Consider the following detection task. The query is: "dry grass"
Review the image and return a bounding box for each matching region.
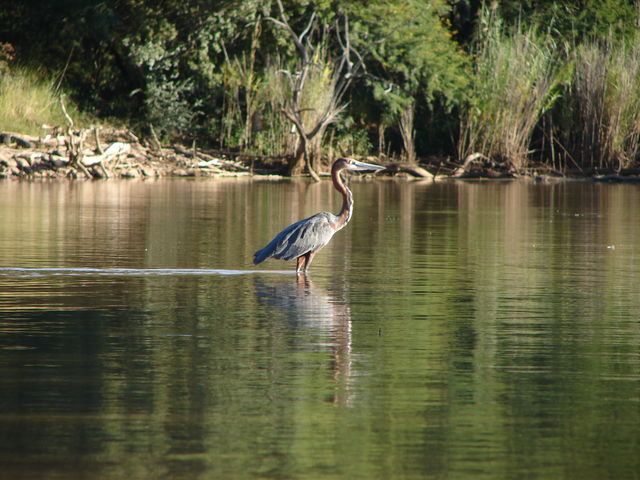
[565,37,640,171]
[0,67,86,135]
[459,10,560,170]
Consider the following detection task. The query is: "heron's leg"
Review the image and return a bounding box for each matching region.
[296,255,306,272]
[303,251,316,271]
[296,252,316,273]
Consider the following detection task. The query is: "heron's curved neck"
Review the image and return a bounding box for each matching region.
[332,166,353,230]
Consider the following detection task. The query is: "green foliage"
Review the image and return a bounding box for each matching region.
[330,117,372,157]
[122,20,202,138]
[344,0,470,120]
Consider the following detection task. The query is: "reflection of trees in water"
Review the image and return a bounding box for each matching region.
[253,275,354,404]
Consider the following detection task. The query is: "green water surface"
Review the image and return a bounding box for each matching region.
[1,179,639,479]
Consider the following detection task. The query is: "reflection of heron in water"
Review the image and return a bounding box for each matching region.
[254,275,344,327]
[253,158,385,273]
[253,275,355,404]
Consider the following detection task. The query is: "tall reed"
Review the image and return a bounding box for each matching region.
[459,9,560,170]
[562,36,640,171]
[254,58,294,155]
[607,36,640,169]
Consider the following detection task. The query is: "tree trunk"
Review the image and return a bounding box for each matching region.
[399,102,416,163]
[288,137,307,175]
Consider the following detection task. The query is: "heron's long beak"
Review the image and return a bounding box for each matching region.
[350,160,386,173]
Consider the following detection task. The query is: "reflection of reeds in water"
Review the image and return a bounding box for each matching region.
[454,181,640,419]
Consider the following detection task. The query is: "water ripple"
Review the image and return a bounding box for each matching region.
[0,267,295,277]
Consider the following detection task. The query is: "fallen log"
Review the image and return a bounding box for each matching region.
[383,162,434,179]
[197,158,222,168]
[453,152,490,177]
[0,132,37,149]
[49,155,68,167]
[82,142,131,166]
[453,152,517,178]
[48,142,131,174]
[593,174,640,183]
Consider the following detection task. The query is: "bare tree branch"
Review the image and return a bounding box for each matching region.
[266,0,313,64]
[267,7,368,177]
[299,12,317,46]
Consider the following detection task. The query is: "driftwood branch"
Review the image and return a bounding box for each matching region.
[0,124,286,180]
[60,95,74,129]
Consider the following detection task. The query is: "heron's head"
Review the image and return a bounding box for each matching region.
[334,157,386,174]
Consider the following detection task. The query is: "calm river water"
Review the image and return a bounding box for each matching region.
[1,178,639,479]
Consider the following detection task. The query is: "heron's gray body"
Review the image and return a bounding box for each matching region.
[253,211,344,264]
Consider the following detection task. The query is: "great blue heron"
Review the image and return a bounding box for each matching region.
[253,157,385,272]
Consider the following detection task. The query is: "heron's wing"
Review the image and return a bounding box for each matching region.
[274,213,336,260]
[253,212,336,264]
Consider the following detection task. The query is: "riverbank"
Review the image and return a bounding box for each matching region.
[2,127,640,182]
[0,127,439,181]
[0,128,288,180]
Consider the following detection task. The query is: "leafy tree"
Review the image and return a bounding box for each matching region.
[337,0,470,158]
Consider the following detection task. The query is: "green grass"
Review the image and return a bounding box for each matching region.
[0,67,87,136]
